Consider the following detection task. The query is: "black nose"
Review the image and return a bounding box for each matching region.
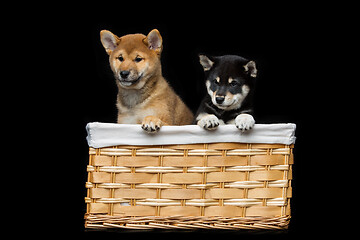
[216,96,225,104]
[120,70,130,79]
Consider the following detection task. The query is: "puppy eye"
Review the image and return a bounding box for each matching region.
[134,57,143,62]
[213,79,220,85]
[118,56,124,62]
[230,81,238,87]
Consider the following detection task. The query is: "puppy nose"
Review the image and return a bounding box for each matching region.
[216,96,225,104]
[120,70,130,79]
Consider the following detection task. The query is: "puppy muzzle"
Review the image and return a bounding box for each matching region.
[117,72,143,87]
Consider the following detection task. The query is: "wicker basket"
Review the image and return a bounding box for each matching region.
[84,123,296,230]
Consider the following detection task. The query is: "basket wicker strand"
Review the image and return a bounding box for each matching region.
[84,123,295,230]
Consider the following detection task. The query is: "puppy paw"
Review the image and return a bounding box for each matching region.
[235,114,255,132]
[198,114,220,130]
[141,116,163,133]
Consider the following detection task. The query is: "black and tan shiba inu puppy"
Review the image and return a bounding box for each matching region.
[100,29,194,132]
[194,55,257,131]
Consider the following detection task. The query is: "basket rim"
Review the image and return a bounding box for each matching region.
[86,123,296,148]
[84,214,291,230]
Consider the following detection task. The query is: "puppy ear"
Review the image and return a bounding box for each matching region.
[100,30,120,55]
[143,29,163,54]
[199,55,214,71]
[244,60,257,78]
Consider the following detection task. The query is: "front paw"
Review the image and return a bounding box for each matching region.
[235,114,255,132]
[197,114,220,130]
[141,116,163,133]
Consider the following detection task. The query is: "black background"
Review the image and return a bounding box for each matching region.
[43,3,336,238]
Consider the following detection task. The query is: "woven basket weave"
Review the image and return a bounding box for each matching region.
[84,123,295,230]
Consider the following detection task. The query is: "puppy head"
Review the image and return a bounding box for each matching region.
[100,29,163,89]
[199,54,257,110]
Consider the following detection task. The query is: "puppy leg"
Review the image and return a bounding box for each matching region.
[197,113,221,130]
[141,116,163,133]
[235,113,255,132]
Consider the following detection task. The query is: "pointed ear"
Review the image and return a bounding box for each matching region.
[143,29,163,54]
[100,30,120,55]
[244,60,257,78]
[199,54,214,71]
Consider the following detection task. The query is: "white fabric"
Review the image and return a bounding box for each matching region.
[86,122,296,148]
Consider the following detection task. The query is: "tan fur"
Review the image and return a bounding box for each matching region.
[100,29,193,132]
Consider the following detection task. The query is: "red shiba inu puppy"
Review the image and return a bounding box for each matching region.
[100,29,194,132]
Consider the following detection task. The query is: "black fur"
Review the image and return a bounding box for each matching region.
[194,55,257,128]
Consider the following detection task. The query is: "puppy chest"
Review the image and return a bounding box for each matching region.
[117,106,156,124]
[118,113,142,124]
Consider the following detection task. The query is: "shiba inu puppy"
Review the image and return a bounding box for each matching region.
[194,55,257,131]
[100,29,194,132]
